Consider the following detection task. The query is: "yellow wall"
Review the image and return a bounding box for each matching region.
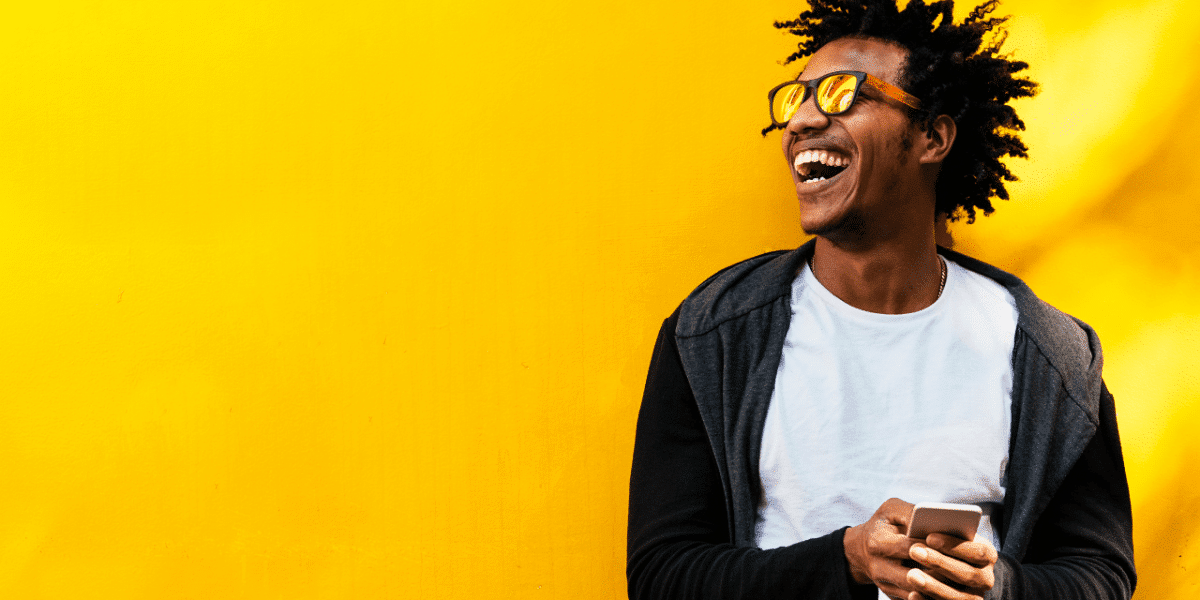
[0,0,1196,597]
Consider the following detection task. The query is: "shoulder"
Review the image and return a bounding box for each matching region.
[942,248,1104,403]
[674,241,813,338]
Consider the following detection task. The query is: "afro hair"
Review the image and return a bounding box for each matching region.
[766,0,1038,222]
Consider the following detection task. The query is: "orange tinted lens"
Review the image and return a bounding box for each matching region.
[773,83,806,123]
[816,73,859,114]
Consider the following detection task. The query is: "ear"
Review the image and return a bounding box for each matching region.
[917,114,956,165]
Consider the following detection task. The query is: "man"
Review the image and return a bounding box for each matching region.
[626,1,1136,599]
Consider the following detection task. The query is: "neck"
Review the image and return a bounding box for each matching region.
[809,230,943,314]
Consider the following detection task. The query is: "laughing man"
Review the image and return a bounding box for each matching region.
[627,1,1136,599]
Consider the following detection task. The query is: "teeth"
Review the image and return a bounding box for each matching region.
[793,149,849,168]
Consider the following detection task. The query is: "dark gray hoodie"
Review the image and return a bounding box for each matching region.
[628,239,1135,600]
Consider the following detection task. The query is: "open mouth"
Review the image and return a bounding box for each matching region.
[793,149,850,184]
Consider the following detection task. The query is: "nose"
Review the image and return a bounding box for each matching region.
[785,92,831,134]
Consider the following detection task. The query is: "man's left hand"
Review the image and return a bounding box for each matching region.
[903,532,997,600]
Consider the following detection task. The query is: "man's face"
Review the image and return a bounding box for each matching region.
[782,37,924,240]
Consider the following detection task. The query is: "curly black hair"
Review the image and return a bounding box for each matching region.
[765,0,1038,222]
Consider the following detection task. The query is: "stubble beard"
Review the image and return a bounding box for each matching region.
[801,130,916,244]
[800,207,869,244]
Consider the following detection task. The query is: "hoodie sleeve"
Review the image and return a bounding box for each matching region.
[627,312,878,600]
[987,381,1136,599]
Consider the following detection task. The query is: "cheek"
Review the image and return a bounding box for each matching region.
[867,128,914,167]
[886,117,919,155]
[893,128,916,155]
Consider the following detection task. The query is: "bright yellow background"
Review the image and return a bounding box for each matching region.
[0,0,1196,597]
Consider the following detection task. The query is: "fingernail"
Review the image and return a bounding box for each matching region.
[910,570,928,586]
[912,547,927,560]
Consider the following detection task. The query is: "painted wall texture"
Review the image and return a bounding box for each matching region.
[0,0,1196,597]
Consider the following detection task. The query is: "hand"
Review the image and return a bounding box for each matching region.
[904,532,997,600]
[843,498,920,599]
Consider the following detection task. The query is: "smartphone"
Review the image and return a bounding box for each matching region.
[907,502,981,541]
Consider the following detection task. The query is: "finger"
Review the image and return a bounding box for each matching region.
[926,534,998,568]
[909,545,994,590]
[871,557,924,599]
[907,568,983,600]
[867,519,919,560]
[880,497,917,527]
[876,576,918,600]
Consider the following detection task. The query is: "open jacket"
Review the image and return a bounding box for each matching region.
[628,240,1135,600]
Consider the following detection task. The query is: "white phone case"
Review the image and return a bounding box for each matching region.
[907,502,982,540]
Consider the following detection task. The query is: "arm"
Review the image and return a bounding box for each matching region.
[627,313,878,600]
[987,381,1136,599]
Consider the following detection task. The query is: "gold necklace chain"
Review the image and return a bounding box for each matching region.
[936,255,947,298]
[809,255,948,300]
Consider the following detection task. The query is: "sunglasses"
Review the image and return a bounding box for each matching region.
[767,70,922,126]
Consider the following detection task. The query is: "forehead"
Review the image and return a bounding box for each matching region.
[800,37,909,85]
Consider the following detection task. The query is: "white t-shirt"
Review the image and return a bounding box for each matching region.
[755,257,1018,573]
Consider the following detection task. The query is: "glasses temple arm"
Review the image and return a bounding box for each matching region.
[865,74,922,110]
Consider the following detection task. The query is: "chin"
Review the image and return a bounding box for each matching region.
[799,210,867,241]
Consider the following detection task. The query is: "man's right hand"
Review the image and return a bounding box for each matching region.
[843,498,920,599]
